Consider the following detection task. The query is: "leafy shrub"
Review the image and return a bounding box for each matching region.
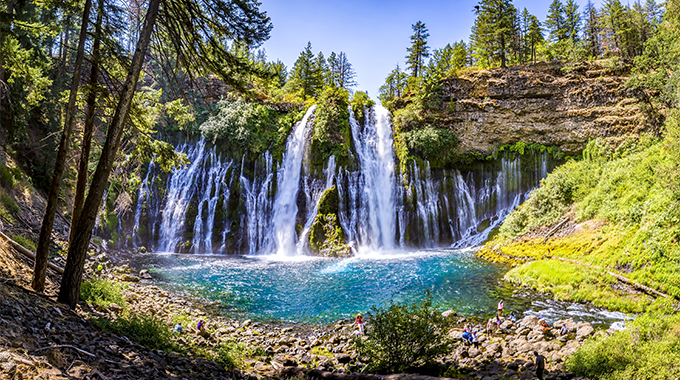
[93,312,175,352]
[200,98,281,156]
[402,126,459,165]
[566,300,680,380]
[11,234,36,251]
[0,191,20,215]
[312,86,351,165]
[350,90,375,126]
[81,276,126,308]
[212,341,246,370]
[0,163,15,188]
[354,294,453,374]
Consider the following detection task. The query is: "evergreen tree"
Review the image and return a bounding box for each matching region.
[425,41,468,79]
[332,52,357,90]
[564,0,581,41]
[288,42,322,98]
[470,0,518,68]
[546,0,566,42]
[378,63,408,106]
[405,21,430,77]
[527,14,543,63]
[583,0,601,57]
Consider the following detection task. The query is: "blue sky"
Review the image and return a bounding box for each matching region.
[259,0,604,99]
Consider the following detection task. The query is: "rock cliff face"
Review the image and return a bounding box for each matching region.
[439,61,648,155]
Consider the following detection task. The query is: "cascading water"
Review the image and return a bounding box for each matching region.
[344,106,397,251]
[270,105,316,256]
[130,104,555,255]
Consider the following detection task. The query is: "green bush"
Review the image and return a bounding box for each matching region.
[93,312,175,352]
[354,293,453,374]
[12,234,36,251]
[81,276,126,308]
[566,300,680,380]
[312,85,351,165]
[0,163,15,188]
[0,191,20,215]
[212,341,246,370]
[402,126,459,165]
[350,91,375,126]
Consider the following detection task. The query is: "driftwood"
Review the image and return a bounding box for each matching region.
[0,230,64,274]
[553,256,669,298]
[543,218,570,243]
[31,344,96,357]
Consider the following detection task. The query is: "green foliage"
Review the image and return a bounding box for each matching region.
[317,186,339,215]
[93,312,175,352]
[212,341,246,370]
[566,301,680,380]
[0,191,20,216]
[505,259,646,312]
[378,64,408,109]
[311,86,351,165]
[81,276,127,308]
[11,234,36,251]
[350,91,375,126]
[200,98,296,157]
[0,164,16,188]
[354,294,454,374]
[405,21,430,78]
[402,126,458,165]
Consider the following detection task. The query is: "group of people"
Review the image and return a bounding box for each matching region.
[461,326,480,348]
[173,319,207,336]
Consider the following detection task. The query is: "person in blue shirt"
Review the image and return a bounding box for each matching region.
[173,322,183,333]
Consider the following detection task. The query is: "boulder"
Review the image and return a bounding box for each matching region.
[442,310,457,318]
[576,323,594,340]
[519,315,540,329]
[335,354,351,364]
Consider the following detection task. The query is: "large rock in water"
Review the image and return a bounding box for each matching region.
[309,186,351,257]
[430,61,647,155]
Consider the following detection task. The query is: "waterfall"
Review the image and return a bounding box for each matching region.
[347,105,397,251]
[240,152,275,255]
[270,105,316,256]
[296,155,337,254]
[133,161,155,246]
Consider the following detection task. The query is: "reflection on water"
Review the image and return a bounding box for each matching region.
[129,249,631,327]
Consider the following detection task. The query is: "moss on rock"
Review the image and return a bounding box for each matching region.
[308,186,351,257]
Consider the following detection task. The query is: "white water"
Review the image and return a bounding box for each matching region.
[240,152,275,255]
[347,106,397,252]
[271,105,316,256]
[296,155,337,255]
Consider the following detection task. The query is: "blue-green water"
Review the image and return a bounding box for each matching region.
[131,249,630,327]
[133,249,527,323]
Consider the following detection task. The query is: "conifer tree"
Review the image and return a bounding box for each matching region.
[546,0,566,42]
[330,52,357,90]
[470,0,517,69]
[564,0,581,41]
[583,0,601,57]
[378,64,408,106]
[288,42,322,98]
[405,21,430,77]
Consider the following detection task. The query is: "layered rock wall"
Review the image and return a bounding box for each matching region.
[439,62,648,155]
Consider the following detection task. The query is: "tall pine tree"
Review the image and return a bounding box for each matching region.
[405,21,430,77]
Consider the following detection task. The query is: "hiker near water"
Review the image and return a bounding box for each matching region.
[356,313,365,335]
[497,300,504,317]
[534,351,545,380]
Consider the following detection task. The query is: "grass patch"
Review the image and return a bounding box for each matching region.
[566,300,680,380]
[0,163,15,188]
[81,276,127,309]
[211,341,246,370]
[93,312,176,352]
[0,191,20,215]
[11,234,36,251]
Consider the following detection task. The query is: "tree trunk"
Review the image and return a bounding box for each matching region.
[69,0,103,247]
[32,0,92,292]
[58,0,161,309]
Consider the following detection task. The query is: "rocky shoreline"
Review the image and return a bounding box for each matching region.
[74,250,605,380]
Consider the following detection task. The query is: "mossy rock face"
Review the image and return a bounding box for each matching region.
[309,213,351,258]
[318,186,339,215]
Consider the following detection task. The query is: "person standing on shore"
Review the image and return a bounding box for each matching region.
[497,300,504,317]
[356,313,365,335]
[534,351,545,380]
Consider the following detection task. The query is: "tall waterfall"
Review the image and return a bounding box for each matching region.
[271,105,316,256]
[130,104,556,255]
[344,106,397,251]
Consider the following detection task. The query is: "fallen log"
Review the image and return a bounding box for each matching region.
[553,256,669,298]
[0,230,64,274]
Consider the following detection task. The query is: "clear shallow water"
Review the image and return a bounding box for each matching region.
[130,249,631,327]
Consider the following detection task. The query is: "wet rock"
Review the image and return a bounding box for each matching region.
[139,269,153,280]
